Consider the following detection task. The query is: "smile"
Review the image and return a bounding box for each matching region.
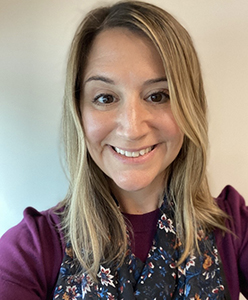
[113,146,155,157]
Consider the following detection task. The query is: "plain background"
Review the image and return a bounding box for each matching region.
[0,1,248,297]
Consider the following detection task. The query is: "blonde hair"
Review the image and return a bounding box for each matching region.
[60,0,227,279]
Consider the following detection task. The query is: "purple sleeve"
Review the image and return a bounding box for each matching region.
[0,207,64,300]
[215,185,248,300]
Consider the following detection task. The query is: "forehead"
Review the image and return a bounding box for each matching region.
[83,27,165,82]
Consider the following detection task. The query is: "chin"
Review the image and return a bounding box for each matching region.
[111,175,161,194]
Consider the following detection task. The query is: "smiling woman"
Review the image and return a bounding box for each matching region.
[81,28,184,211]
[0,1,248,300]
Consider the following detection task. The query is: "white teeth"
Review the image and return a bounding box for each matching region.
[114,146,153,157]
[132,151,139,157]
[125,151,132,157]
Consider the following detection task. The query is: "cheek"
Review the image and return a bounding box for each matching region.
[171,123,184,141]
[159,112,183,141]
[82,109,112,147]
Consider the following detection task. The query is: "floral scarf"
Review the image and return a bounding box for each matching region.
[53,199,229,299]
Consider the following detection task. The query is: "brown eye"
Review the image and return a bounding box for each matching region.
[147,91,170,103]
[94,94,115,104]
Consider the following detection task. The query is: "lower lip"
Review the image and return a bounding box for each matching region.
[109,145,159,164]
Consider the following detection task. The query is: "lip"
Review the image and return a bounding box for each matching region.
[109,144,158,164]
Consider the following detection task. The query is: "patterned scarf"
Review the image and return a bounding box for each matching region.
[53,199,229,299]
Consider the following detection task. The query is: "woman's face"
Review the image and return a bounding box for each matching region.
[81,28,184,199]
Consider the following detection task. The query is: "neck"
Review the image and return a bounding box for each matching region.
[111,183,165,215]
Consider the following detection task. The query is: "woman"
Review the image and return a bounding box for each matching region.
[0,1,247,299]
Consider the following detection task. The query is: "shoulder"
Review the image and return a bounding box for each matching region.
[215,185,248,236]
[0,206,65,255]
[215,185,248,298]
[21,206,64,241]
[216,185,246,214]
[0,206,65,300]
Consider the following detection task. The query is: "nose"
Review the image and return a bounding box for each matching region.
[116,96,150,141]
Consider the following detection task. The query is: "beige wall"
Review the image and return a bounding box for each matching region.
[0,1,247,296]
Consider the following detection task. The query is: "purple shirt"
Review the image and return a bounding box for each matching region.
[123,208,159,262]
[0,185,247,299]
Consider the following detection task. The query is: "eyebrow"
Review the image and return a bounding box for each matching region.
[84,76,115,85]
[143,77,167,85]
[84,75,167,86]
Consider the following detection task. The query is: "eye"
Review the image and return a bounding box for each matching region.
[93,93,116,105]
[146,91,170,103]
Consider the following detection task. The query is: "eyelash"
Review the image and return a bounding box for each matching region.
[92,89,170,105]
[146,90,170,103]
[93,93,116,105]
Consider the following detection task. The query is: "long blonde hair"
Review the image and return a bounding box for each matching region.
[60,0,227,279]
